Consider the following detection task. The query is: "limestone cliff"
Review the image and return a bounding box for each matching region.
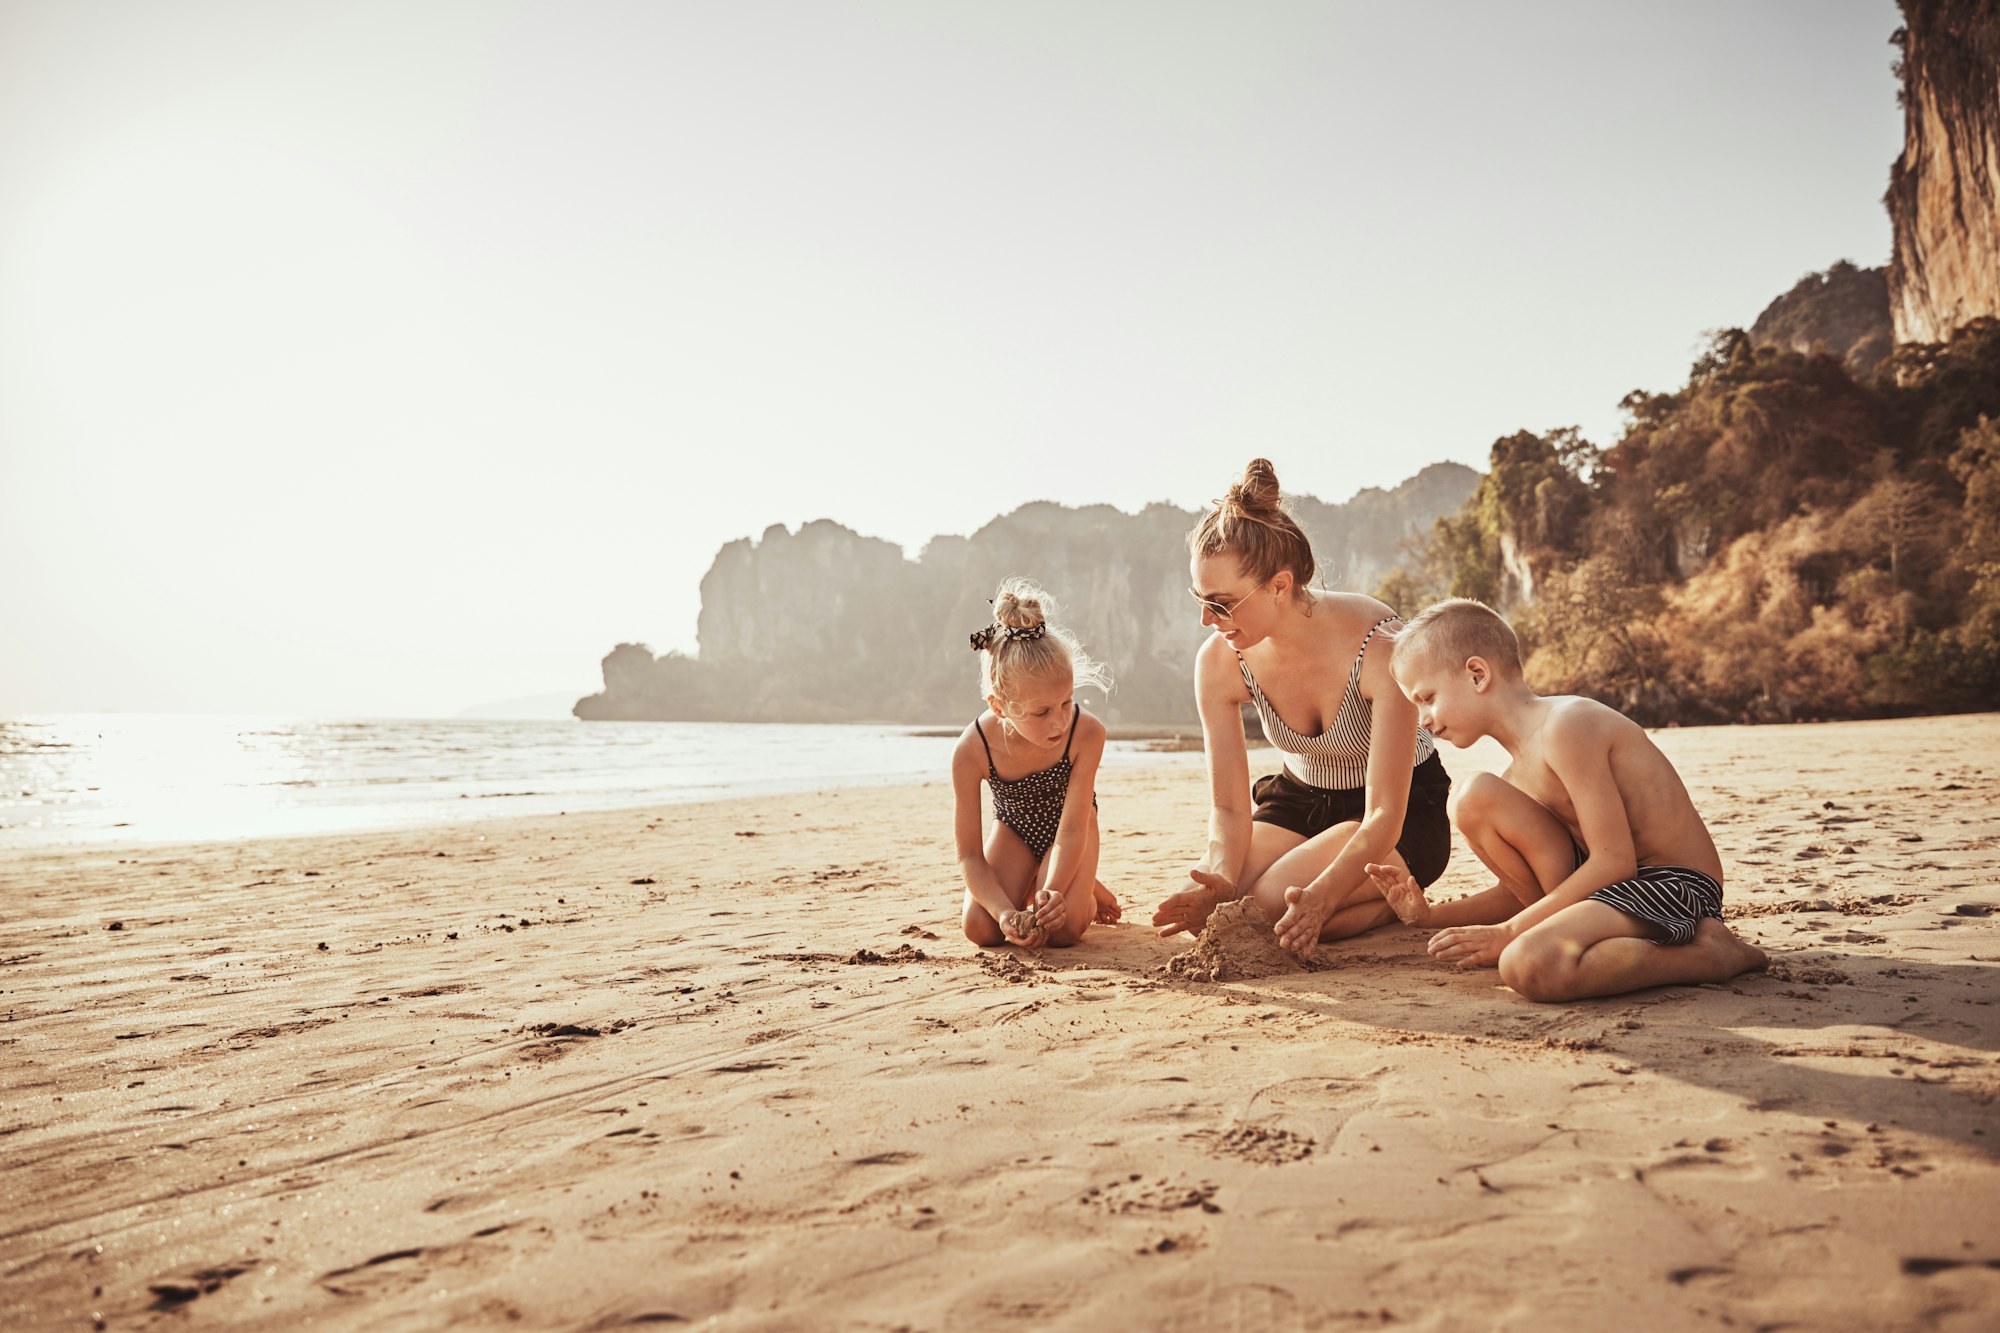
[576,462,1479,724]
[1886,0,2000,345]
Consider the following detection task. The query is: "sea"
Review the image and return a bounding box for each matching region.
[0,715,1195,849]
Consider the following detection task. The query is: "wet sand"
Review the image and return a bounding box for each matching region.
[2,714,1997,1330]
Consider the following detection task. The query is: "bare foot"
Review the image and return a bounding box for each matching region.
[1093,881,1121,924]
[1365,861,1431,927]
[1690,917,1768,981]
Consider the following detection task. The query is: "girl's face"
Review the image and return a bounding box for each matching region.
[990,673,1076,747]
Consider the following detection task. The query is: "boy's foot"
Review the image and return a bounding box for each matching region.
[1689,917,1768,980]
[1365,862,1431,927]
[1093,881,1122,924]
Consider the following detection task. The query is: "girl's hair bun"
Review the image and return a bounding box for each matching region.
[1228,458,1282,516]
[973,576,1111,704]
[992,578,1050,630]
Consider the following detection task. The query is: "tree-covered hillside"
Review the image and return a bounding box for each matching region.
[1380,317,2000,724]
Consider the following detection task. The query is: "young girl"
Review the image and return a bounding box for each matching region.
[952,578,1120,948]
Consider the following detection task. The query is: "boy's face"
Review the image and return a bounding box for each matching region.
[1392,651,1485,747]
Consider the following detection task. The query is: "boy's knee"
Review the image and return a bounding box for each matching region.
[1454,772,1512,831]
[1498,936,1574,1003]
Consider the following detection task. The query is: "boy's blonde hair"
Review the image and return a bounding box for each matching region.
[972,577,1112,704]
[1187,458,1316,599]
[1392,598,1525,678]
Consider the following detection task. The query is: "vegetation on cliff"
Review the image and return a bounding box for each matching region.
[1381,317,2000,724]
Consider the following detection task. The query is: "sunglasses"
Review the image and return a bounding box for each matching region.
[1187,581,1265,620]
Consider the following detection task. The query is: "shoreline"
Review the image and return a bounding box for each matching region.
[2,715,1996,1328]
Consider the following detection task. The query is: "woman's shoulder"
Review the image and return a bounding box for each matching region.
[1193,631,1251,693]
[1315,588,1401,626]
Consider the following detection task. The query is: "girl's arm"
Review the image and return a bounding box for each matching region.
[1152,636,1254,937]
[1032,709,1104,921]
[953,734,1023,930]
[1271,624,1418,956]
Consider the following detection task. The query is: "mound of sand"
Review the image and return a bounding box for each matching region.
[1162,898,1306,982]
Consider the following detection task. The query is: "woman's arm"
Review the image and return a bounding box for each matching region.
[1152,636,1254,937]
[1270,624,1419,954]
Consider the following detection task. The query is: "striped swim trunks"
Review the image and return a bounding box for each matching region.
[1569,841,1724,946]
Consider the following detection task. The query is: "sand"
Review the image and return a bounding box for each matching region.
[2,714,1997,1331]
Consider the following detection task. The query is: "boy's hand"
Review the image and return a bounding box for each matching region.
[1365,862,1431,927]
[1031,887,1066,930]
[1427,923,1512,969]
[1153,869,1232,938]
[1273,884,1329,960]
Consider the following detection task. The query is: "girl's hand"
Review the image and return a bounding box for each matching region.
[1152,868,1233,938]
[1000,909,1047,948]
[1031,887,1066,931]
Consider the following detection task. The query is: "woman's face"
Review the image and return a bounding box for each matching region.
[1189,554,1274,647]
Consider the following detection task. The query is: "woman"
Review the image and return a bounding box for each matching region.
[1151,458,1452,960]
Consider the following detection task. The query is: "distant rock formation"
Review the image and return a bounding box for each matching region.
[1749,262,1893,377]
[575,462,1479,724]
[1886,0,2000,345]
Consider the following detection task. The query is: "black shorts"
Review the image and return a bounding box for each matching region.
[1250,753,1453,888]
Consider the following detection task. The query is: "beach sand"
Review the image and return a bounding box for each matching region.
[2,715,1997,1331]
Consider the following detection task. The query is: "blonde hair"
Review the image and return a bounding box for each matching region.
[1187,458,1316,599]
[973,577,1112,706]
[1392,598,1524,678]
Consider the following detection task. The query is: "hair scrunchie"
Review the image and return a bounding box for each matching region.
[968,622,1048,650]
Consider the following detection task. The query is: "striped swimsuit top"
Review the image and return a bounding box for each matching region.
[1237,614,1436,792]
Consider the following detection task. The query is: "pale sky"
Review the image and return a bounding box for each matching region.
[0,0,1904,717]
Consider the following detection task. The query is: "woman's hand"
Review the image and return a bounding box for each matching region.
[1152,868,1234,938]
[1273,884,1330,960]
[1427,923,1513,969]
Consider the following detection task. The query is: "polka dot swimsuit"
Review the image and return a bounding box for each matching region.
[976,708,1090,862]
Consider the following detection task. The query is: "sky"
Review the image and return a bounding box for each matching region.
[0,0,1906,717]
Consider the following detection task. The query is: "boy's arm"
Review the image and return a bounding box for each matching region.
[952,738,1020,928]
[1033,713,1103,923]
[1154,638,1254,936]
[1492,711,1638,937]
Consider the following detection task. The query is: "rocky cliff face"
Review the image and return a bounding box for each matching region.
[1886,0,2000,346]
[1749,262,1894,376]
[577,462,1479,724]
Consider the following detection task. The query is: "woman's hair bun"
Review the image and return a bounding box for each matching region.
[1228,458,1282,515]
[992,576,1050,630]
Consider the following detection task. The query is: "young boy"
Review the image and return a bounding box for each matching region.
[1365,598,1767,1002]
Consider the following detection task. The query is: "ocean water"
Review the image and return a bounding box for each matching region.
[0,715,1192,849]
